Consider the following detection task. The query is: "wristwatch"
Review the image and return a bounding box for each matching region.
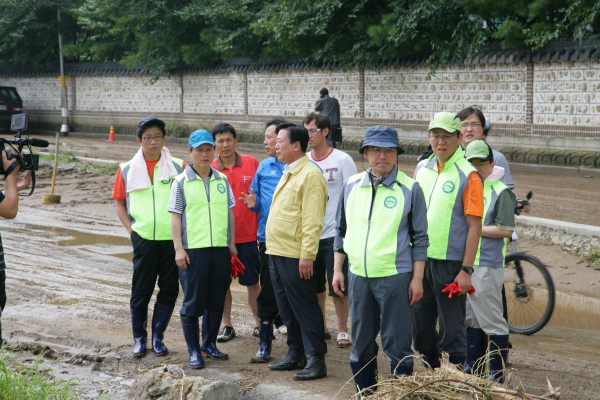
[461,266,474,274]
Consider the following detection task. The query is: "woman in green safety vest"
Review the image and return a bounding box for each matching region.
[168,129,237,369]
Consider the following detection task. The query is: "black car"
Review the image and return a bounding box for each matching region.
[0,86,23,129]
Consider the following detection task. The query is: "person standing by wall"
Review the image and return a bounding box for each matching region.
[169,130,237,369]
[210,123,261,342]
[413,112,483,369]
[304,112,357,349]
[112,116,184,358]
[314,88,341,148]
[463,140,513,383]
[266,123,329,381]
[240,118,288,363]
[332,126,428,393]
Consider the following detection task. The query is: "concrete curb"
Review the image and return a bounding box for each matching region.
[518,216,600,239]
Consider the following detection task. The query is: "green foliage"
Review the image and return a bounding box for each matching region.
[167,122,190,138]
[0,0,599,73]
[585,245,600,267]
[0,348,83,399]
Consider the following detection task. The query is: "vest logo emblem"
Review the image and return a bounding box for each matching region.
[384,196,398,209]
[217,183,226,194]
[442,180,455,194]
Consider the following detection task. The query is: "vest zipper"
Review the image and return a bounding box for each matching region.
[207,182,213,247]
[151,181,156,240]
[363,183,378,278]
[426,171,440,211]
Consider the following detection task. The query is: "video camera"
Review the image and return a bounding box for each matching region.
[1,113,49,194]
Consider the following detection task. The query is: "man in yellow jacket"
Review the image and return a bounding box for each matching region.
[266,122,328,381]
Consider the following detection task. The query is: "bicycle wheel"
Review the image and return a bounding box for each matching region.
[504,252,555,335]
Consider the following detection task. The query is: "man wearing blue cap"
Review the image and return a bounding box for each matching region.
[112,116,185,358]
[332,126,429,393]
[169,130,237,369]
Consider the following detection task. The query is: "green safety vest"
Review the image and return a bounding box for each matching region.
[172,167,230,249]
[415,147,478,261]
[343,169,415,278]
[121,157,184,241]
[474,179,510,268]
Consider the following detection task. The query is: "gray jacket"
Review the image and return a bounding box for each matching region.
[315,95,340,125]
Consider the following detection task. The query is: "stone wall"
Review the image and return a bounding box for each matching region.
[533,60,600,137]
[2,59,600,151]
[76,75,180,113]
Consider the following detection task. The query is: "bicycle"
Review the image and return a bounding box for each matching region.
[504,192,556,335]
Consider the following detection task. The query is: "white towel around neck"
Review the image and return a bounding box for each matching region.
[126,147,179,193]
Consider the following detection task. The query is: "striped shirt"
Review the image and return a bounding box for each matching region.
[168,168,235,214]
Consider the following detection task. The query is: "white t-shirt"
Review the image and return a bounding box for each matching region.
[307,148,358,239]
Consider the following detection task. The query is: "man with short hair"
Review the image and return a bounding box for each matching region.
[112,116,185,358]
[240,118,288,363]
[332,126,429,393]
[210,123,260,342]
[315,88,341,148]
[414,111,483,369]
[463,140,513,383]
[304,112,357,349]
[267,123,329,381]
[457,107,514,189]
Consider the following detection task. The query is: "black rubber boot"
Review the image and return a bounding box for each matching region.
[268,347,307,371]
[180,316,204,369]
[294,354,327,381]
[464,327,487,376]
[448,353,465,368]
[489,335,509,383]
[200,310,229,360]
[130,308,148,358]
[421,349,441,369]
[350,358,378,394]
[251,318,273,363]
[151,303,174,356]
[391,360,413,377]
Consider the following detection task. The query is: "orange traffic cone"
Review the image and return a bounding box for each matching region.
[107,125,115,142]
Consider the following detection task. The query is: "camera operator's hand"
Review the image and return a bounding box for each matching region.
[0,148,21,219]
[17,171,32,192]
[1,148,20,177]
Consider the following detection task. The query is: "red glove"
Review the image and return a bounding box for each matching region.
[442,282,476,299]
[230,254,246,280]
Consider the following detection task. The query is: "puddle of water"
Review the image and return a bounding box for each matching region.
[511,290,600,361]
[24,224,133,262]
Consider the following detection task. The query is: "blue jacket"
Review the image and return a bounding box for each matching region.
[249,157,286,242]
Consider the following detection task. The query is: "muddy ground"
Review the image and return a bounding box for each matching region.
[1,135,600,399]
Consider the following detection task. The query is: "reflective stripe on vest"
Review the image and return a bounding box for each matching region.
[474,179,509,268]
[415,147,477,260]
[343,169,414,278]
[121,157,184,241]
[174,167,229,249]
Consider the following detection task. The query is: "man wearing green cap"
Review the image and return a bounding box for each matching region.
[414,112,483,369]
[463,140,513,383]
[332,125,429,393]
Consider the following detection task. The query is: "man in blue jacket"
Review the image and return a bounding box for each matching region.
[240,118,287,363]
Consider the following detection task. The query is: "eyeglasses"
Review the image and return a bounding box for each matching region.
[460,122,482,128]
[429,134,457,142]
[307,128,322,134]
[141,135,164,142]
[367,147,396,155]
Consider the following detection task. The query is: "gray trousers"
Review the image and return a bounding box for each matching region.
[270,255,327,356]
[349,271,414,367]
[413,259,466,359]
